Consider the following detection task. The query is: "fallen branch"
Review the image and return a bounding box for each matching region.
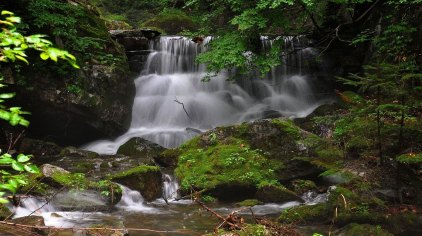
[174,97,193,121]
[0,221,200,235]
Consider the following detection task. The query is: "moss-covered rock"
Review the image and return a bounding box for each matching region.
[236,199,263,207]
[256,184,302,203]
[175,118,329,201]
[22,164,122,205]
[156,149,180,167]
[142,9,197,35]
[292,179,317,194]
[278,203,333,224]
[334,223,393,236]
[109,165,162,201]
[117,138,165,165]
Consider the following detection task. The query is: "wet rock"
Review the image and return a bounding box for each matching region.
[256,184,303,203]
[51,190,109,211]
[27,164,122,205]
[109,165,162,201]
[17,138,63,164]
[117,137,165,165]
[155,149,180,167]
[262,110,282,119]
[109,29,161,39]
[41,164,70,178]
[292,179,318,194]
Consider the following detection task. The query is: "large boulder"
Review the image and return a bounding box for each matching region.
[117,137,165,165]
[23,164,122,205]
[109,165,162,201]
[175,118,333,201]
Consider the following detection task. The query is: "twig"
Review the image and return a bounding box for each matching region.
[0,221,199,235]
[28,186,66,217]
[174,97,193,121]
[250,208,259,224]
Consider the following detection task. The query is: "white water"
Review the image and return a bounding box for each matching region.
[163,174,181,201]
[84,36,331,154]
[116,185,159,213]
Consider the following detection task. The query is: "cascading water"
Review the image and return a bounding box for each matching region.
[85,36,331,153]
[163,174,180,201]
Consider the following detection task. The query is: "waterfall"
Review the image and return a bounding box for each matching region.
[116,185,158,212]
[84,36,331,153]
[12,196,56,219]
[163,174,180,201]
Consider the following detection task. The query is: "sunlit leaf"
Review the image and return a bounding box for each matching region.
[11,162,24,171]
[17,154,31,163]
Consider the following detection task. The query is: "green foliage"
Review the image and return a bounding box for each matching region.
[0,152,39,203]
[0,9,77,204]
[396,153,422,164]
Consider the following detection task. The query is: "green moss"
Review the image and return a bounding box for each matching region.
[397,153,422,164]
[175,140,277,191]
[271,119,301,139]
[278,203,332,224]
[161,149,181,159]
[201,195,217,203]
[292,179,317,194]
[236,199,263,207]
[337,223,393,236]
[256,183,300,203]
[51,172,90,190]
[141,8,197,35]
[109,165,160,179]
[235,224,270,236]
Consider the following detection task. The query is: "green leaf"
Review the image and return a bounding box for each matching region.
[0,93,15,99]
[40,52,49,60]
[17,154,31,163]
[0,198,9,204]
[0,183,17,193]
[24,164,40,174]
[15,55,29,64]
[0,156,14,164]
[1,10,14,15]
[8,179,18,189]
[11,162,24,171]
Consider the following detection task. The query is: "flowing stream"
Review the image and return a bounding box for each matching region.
[84,36,332,154]
[10,180,330,235]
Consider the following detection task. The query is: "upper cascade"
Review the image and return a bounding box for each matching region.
[84,35,332,153]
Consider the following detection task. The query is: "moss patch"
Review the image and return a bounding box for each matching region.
[142,9,197,35]
[336,223,393,236]
[236,199,263,207]
[278,203,332,224]
[109,165,160,179]
[175,137,277,191]
[397,153,422,164]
